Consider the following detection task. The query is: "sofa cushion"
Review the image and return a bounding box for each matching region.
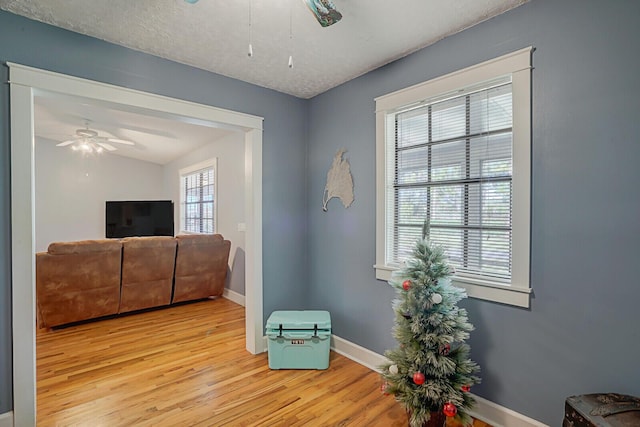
[173,234,231,303]
[175,233,224,246]
[36,239,123,327]
[121,236,177,249]
[47,239,122,255]
[120,236,177,313]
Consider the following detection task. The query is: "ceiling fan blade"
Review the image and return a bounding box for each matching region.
[97,142,117,151]
[95,135,135,145]
[106,138,135,146]
[56,140,76,147]
[107,138,136,145]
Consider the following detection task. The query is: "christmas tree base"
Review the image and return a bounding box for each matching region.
[407,410,446,427]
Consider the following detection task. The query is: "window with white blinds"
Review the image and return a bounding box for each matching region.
[180,159,217,234]
[375,47,532,307]
[389,78,513,281]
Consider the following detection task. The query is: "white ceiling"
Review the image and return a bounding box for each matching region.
[34,93,235,165]
[3,0,528,165]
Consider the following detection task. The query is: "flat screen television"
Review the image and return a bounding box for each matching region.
[105,200,174,238]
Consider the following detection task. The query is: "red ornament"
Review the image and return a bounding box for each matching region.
[402,280,411,291]
[443,402,457,417]
[440,343,451,356]
[461,385,471,392]
[412,372,425,385]
[380,381,390,395]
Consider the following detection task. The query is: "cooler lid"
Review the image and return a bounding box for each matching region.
[266,310,331,330]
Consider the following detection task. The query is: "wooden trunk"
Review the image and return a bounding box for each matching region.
[563,393,640,427]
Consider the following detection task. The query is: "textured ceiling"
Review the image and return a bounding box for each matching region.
[0,0,527,99]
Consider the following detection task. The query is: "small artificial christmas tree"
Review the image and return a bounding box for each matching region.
[380,234,481,427]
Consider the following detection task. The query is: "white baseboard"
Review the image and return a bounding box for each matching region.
[222,288,245,306]
[329,335,549,427]
[0,411,13,427]
[467,394,549,427]
[330,334,387,372]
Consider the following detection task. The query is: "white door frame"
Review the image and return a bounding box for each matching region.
[8,63,264,427]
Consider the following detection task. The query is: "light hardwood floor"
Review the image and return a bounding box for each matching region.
[37,298,490,427]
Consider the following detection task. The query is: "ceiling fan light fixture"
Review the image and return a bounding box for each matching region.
[56,122,135,154]
[81,141,97,153]
[66,138,104,155]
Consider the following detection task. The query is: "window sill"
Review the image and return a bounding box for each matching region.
[179,230,214,235]
[375,264,530,308]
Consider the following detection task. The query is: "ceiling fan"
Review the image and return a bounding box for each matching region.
[56,122,135,154]
[185,0,342,27]
[302,0,342,27]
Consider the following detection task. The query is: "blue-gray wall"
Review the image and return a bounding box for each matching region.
[307,0,640,424]
[0,10,309,416]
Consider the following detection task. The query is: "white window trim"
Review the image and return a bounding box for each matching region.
[179,157,218,235]
[374,47,533,308]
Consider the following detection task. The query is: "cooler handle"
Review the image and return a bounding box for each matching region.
[282,332,314,339]
[277,323,319,337]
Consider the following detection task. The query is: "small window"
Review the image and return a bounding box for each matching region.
[375,48,532,307]
[179,159,217,234]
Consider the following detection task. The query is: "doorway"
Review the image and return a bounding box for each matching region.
[9,63,264,426]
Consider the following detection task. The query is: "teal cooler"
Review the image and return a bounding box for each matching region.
[266,310,331,370]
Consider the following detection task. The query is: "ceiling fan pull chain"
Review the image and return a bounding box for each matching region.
[288,0,293,68]
[248,0,253,57]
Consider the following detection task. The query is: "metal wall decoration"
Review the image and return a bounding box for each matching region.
[323,148,354,211]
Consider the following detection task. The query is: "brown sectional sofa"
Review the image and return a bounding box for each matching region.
[36,234,231,328]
